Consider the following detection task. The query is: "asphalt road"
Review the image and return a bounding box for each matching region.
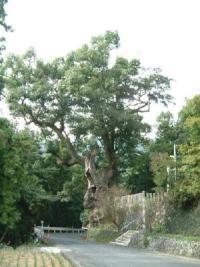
[49,233,200,267]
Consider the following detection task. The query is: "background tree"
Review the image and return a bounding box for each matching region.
[150,152,175,191]
[4,31,171,221]
[0,119,45,244]
[122,150,155,193]
[172,95,200,207]
[40,142,86,228]
[0,0,11,94]
[149,111,179,191]
[0,120,85,244]
[150,111,178,154]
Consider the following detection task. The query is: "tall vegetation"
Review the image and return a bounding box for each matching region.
[0,1,198,239]
[0,119,85,244]
[0,119,44,243]
[150,95,200,207]
[3,31,171,222]
[173,95,200,207]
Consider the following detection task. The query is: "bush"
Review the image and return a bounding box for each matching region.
[87,226,119,243]
[166,202,200,236]
[171,178,200,208]
[151,222,166,234]
[80,209,90,227]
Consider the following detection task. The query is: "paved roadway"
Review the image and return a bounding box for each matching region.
[49,233,200,267]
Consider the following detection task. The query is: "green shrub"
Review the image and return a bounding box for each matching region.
[143,235,150,248]
[166,202,200,236]
[80,209,90,226]
[87,226,119,243]
[151,222,166,234]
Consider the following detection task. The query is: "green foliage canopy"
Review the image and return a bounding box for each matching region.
[151,111,177,154]
[173,95,200,207]
[4,32,172,185]
[151,95,200,206]
[0,119,44,243]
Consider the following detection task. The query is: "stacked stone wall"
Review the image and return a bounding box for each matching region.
[148,236,200,259]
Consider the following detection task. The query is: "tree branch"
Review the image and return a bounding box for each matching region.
[22,103,84,167]
[51,125,84,166]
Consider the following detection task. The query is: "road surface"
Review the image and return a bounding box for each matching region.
[49,233,200,267]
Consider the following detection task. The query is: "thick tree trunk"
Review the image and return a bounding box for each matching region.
[83,148,116,225]
[53,129,117,225]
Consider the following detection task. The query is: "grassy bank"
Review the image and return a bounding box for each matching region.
[87,226,120,243]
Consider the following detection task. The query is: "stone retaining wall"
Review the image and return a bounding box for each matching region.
[148,236,200,259]
[129,231,146,248]
[128,233,200,259]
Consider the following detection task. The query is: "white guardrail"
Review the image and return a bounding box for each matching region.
[33,225,87,241]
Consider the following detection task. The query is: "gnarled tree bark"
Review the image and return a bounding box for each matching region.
[83,146,115,210]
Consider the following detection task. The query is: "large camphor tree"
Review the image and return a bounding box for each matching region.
[4,32,171,221]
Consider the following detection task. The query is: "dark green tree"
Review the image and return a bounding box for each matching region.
[0,122,86,244]
[149,111,178,191]
[122,151,155,193]
[37,141,86,228]
[4,32,172,219]
[0,119,45,244]
[172,95,200,207]
[151,111,178,154]
[150,152,175,191]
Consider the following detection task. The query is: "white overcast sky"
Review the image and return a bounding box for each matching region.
[1,0,200,130]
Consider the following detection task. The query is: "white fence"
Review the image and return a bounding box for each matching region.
[121,191,167,206]
[33,225,86,241]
